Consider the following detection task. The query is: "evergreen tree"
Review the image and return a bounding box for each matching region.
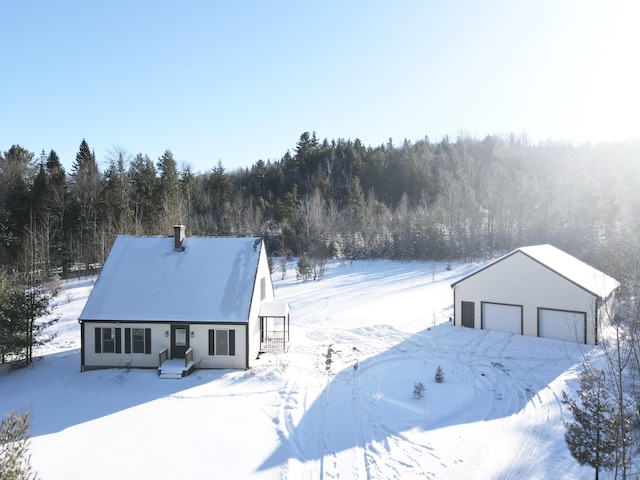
[347,176,365,229]
[179,164,198,230]
[100,149,131,235]
[413,381,425,399]
[208,160,233,208]
[296,254,312,281]
[45,150,66,188]
[250,159,267,200]
[435,365,444,383]
[71,138,93,174]
[0,410,38,480]
[0,146,36,266]
[22,150,68,275]
[68,139,102,272]
[128,154,158,234]
[156,150,180,231]
[563,367,618,479]
[0,268,57,364]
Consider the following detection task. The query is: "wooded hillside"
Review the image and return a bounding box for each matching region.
[1,133,638,284]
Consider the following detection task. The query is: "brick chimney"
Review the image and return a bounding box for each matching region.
[173,225,186,251]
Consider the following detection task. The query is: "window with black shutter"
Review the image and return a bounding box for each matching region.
[125,328,131,353]
[208,330,215,355]
[208,329,235,356]
[132,328,145,353]
[95,328,101,353]
[115,328,122,354]
[102,328,115,353]
[144,328,152,354]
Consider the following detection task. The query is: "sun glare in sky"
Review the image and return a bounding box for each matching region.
[1,1,638,172]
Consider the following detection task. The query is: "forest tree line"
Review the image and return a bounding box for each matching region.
[1,133,639,287]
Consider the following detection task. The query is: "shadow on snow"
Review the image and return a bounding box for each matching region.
[0,348,228,437]
[257,322,590,472]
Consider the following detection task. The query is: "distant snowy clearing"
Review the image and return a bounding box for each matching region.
[0,260,597,479]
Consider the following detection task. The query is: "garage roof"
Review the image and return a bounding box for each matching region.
[452,244,619,300]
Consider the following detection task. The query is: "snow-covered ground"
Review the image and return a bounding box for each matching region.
[0,259,599,479]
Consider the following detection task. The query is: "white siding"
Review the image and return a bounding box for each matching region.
[82,323,169,369]
[246,242,275,367]
[83,322,249,370]
[189,324,247,369]
[454,251,599,344]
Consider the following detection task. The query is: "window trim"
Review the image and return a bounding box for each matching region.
[208,329,236,356]
[95,327,121,354]
[132,328,146,354]
[95,327,151,355]
[124,327,152,355]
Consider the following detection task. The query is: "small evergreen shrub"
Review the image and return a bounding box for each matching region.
[413,381,425,399]
[435,365,445,383]
[297,254,313,281]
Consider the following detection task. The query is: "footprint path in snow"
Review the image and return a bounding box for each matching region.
[271,323,579,479]
[445,330,566,479]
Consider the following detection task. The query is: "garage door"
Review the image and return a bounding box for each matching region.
[538,309,586,343]
[481,302,522,335]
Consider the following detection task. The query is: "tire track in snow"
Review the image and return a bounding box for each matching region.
[351,357,374,480]
[483,352,570,478]
[356,359,438,479]
[333,338,439,479]
[275,324,569,479]
[446,331,568,479]
[445,331,521,478]
[305,329,440,479]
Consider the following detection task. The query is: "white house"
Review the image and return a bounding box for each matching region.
[451,244,618,345]
[78,226,289,374]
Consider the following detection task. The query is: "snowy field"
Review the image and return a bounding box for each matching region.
[0,259,599,479]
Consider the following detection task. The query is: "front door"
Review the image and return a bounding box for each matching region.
[171,324,189,359]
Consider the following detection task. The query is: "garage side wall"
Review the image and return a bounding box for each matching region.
[597,293,616,333]
[453,252,598,344]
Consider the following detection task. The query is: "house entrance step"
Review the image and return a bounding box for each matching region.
[158,358,195,379]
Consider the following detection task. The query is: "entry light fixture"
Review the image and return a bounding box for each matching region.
[191,331,195,338]
[165,331,169,337]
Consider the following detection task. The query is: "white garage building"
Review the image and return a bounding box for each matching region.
[451,244,618,345]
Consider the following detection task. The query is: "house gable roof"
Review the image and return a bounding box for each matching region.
[79,235,264,323]
[452,244,618,300]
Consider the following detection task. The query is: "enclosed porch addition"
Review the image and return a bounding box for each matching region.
[259,302,290,352]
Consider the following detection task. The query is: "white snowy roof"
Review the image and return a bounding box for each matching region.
[79,235,264,323]
[259,302,290,318]
[453,244,618,300]
[517,244,618,299]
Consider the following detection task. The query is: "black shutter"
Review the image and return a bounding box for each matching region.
[124,328,131,354]
[94,328,101,353]
[115,328,122,353]
[229,329,235,356]
[208,330,215,355]
[145,328,152,354]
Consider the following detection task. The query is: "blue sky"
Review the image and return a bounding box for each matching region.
[1,1,638,174]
